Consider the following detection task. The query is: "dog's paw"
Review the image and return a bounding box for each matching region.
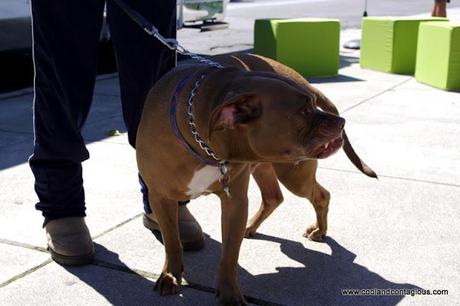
[304,224,326,242]
[244,226,257,238]
[154,271,182,296]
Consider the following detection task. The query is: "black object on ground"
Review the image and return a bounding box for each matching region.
[343,39,361,50]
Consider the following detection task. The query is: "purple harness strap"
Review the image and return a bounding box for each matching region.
[169,74,220,167]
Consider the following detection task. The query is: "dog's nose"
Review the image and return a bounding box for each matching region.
[313,111,346,130]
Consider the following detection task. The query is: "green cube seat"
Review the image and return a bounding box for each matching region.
[360,17,447,74]
[415,22,460,91]
[254,18,340,77]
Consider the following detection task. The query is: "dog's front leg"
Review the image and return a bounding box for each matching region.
[150,195,183,295]
[216,173,250,306]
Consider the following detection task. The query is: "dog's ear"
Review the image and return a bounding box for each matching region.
[210,92,262,131]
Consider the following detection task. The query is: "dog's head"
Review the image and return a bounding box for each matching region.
[209,73,345,162]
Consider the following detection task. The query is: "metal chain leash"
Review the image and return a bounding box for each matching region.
[186,74,230,185]
[186,73,231,197]
[153,32,225,69]
[187,74,219,160]
[111,0,225,68]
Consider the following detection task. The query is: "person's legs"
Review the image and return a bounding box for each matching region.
[108,0,204,250]
[432,0,447,17]
[30,0,105,222]
[106,0,176,147]
[30,0,105,264]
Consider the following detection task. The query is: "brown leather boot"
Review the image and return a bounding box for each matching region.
[143,205,204,251]
[45,217,95,266]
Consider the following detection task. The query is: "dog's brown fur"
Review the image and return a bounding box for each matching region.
[214,54,377,241]
[136,54,376,305]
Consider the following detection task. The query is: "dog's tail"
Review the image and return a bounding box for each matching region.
[342,131,378,179]
[316,93,378,179]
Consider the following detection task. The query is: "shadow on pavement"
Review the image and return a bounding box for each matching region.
[308,74,363,84]
[307,55,363,83]
[340,54,360,69]
[183,233,421,306]
[0,90,127,171]
[59,232,421,305]
[63,243,205,305]
[62,243,155,305]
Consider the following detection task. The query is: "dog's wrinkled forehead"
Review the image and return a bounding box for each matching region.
[228,74,322,116]
[280,80,319,111]
[288,81,319,110]
[258,74,319,110]
[304,91,318,111]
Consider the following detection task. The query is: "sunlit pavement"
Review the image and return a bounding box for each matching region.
[1,4,459,306]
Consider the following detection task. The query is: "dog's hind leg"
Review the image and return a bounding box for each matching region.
[273,161,330,241]
[245,163,284,238]
[303,182,330,241]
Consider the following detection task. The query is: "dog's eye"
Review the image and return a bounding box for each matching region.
[300,108,312,116]
[300,95,317,116]
[300,104,314,116]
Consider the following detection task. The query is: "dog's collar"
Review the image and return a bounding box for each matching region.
[169,73,230,194]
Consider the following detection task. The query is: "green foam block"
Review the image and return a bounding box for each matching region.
[415,22,460,91]
[360,17,447,74]
[254,18,340,77]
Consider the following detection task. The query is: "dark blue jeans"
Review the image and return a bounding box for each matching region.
[29,0,176,222]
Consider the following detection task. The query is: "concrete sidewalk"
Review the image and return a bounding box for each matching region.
[1,28,460,306]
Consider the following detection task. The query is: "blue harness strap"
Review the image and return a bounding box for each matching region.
[169,74,220,167]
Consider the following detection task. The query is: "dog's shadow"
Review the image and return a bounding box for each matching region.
[61,235,421,305]
[184,233,421,306]
[62,243,201,305]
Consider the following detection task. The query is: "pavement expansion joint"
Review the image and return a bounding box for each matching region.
[0,259,53,288]
[0,238,48,253]
[92,259,161,281]
[341,77,413,114]
[319,166,460,188]
[92,213,143,240]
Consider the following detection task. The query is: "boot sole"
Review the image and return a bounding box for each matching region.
[142,214,204,251]
[48,247,95,266]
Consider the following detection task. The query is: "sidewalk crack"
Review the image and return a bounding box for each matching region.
[319,166,460,188]
[0,259,52,288]
[341,77,412,114]
[92,213,143,240]
[0,239,48,253]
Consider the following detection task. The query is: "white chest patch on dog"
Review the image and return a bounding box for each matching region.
[186,165,221,198]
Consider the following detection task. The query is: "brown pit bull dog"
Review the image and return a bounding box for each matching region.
[136,54,377,305]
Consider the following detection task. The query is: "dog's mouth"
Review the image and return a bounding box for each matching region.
[314,134,344,159]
